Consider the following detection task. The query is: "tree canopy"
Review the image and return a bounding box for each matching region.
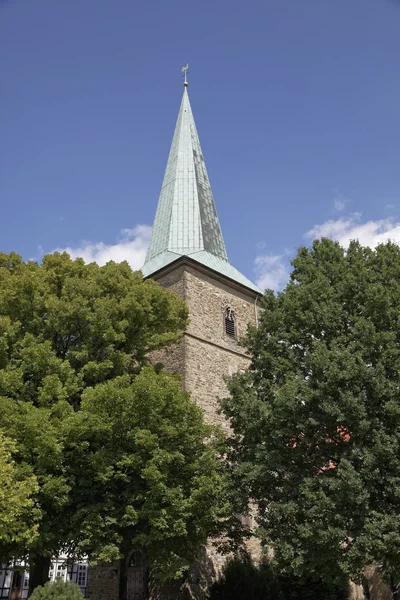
[0,252,224,590]
[222,239,400,594]
[0,429,39,546]
[65,367,225,580]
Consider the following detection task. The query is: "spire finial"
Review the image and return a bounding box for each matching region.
[182,64,189,87]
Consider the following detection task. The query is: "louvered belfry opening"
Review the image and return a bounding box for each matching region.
[224,307,236,338]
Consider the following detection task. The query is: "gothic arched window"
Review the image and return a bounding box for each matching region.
[224,307,236,338]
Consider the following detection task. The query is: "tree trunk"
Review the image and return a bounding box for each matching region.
[362,580,371,600]
[28,555,51,597]
[119,557,127,600]
[390,575,400,600]
[10,570,23,600]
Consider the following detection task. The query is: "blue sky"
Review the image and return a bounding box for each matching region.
[1,0,400,290]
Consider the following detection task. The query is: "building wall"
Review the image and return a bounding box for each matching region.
[152,263,259,426]
[184,335,246,426]
[86,563,120,600]
[0,557,89,599]
[149,263,261,598]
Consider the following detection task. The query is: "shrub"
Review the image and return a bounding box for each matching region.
[279,575,349,600]
[207,553,349,600]
[208,553,283,600]
[28,579,82,600]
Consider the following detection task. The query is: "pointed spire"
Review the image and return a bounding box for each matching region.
[144,85,228,264]
[142,81,261,294]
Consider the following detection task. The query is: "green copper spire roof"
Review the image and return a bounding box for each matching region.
[142,84,261,295]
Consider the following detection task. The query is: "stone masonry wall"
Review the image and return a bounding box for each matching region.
[149,264,261,597]
[184,266,258,352]
[152,263,259,426]
[153,264,186,297]
[184,334,247,426]
[86,562,120,600]
[183,266,258,425]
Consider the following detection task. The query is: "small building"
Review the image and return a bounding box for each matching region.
[0,557,88,599]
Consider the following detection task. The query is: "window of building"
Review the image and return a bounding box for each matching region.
[224,307,236,338]
[77,565,87,587]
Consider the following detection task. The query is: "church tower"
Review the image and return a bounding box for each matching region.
[142,79,261,426]
[86,78,262,600]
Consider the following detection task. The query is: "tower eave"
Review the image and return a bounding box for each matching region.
[142,251,263,296]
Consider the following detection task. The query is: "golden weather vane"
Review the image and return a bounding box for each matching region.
[182,64,189,86]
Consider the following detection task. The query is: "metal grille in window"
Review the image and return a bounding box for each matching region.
[224,307,236,338]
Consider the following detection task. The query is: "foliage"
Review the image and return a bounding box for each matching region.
[0,251,226,581]
[221,239,400,590]
[0,429,39,545]
[208,553,282,600]
[28,579,83,600]
[64,367,226,579]
[208,553,349,600]
[278,573,349,600]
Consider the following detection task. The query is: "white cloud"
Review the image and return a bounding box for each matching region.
[333,198,345,212]
[306,214,400,249]
[254,253,290,292]
[254,211,400,293]
[332,194,350,213]
[57,225,151,270]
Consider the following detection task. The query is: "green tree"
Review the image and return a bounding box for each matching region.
[65,368,225,595]
[0,429,39,545]
[0,252,224,593]
[221,239,400,599]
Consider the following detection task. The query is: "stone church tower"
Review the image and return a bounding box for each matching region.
[87,81,261,600]
[142,80,261,428]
